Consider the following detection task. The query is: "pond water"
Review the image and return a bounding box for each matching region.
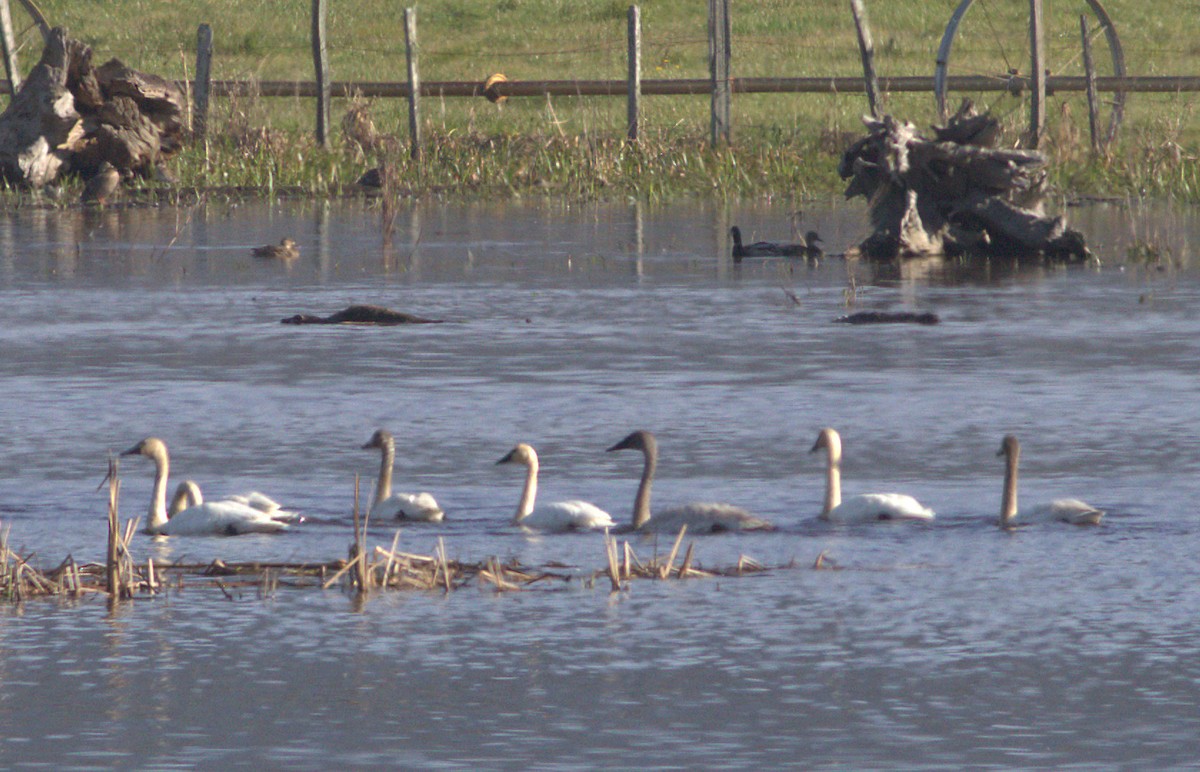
[1,198,1199,767]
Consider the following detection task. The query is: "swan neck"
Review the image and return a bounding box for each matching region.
[822,448,841,517]
[513,456,538,523]
[147,447,170,533]
[632,444,656,529]
[375,438,395,506]
[1001,446,1019,526]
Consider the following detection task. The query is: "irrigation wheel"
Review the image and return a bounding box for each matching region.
[933,0,1125,148]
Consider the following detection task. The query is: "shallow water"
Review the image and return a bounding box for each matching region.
[2,199,1199,766]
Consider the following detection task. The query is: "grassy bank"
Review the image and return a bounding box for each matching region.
[12,0,1200,201]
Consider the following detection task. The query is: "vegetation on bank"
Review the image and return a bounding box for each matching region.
[6,0,1200,202]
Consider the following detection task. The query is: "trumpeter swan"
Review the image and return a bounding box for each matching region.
[809,427,935,522]
[168,480,300,522]
[496,443,614,531]
[121,438,293,536]
[361,429,444,522]
[998,434,1104,526]
[606,430,774,532]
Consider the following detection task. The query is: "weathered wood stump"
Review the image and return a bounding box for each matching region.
[839,101,1089,261]
[0,27,185,191]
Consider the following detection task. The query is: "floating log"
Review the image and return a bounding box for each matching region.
[0,27,184,190]
[839,101,1089,261]
[281,304,444,325]
[834,311,940,325]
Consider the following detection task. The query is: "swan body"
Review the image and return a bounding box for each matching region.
[998,435,1104,526]
[169,480,300,522]
[121,438,293,536]
[731,226,822,261]
[496,443,614,532]
[606,430,774,533]
[362,429,444,522]
[810,428,935,522]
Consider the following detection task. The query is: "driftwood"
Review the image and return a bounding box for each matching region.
[834,311,939,325]
[0,28,184,191]
[839,101,1089,261]
[281,305,444,325]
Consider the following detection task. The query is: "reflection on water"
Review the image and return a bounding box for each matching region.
[2,199,1200,766]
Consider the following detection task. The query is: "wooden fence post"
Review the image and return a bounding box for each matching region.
[849,0,880,117]
[194,24,214,139]
[707,0,731,146]
[1080,15,1101,153]
[311,0,331,148]
[627,5,641,141]
[1028,0,1045,147]
[0,0,20,97]
[404,7,421,161]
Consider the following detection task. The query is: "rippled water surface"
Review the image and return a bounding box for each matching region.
[2,200,1200,767]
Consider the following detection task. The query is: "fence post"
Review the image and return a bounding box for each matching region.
[0,0,20,98]
[404,7,421,161]
[1027,0,1045,147]
[194,24,214,139]
[311,0,331,148]
[1080,15,1101,153]
[626,5,641,141]
[707,0,731,146]
[849,0,880,117]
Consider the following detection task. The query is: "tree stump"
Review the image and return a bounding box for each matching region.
[0,27,184,190]
[839,101,1089,261]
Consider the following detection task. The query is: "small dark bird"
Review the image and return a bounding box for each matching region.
[731,226,821,261]
[81,162,120,206]
[281,304,443,325]
[252,238,300,260]
[355,167,385,189]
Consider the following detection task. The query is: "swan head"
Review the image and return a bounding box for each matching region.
[121,436,167,461]
[998,434,1020,459]
[606,429,656,455]
[729,226,743,245]
[810,427,842,458]
[169,480,203,516]
[361,428,394,451]
[496,443,537,467]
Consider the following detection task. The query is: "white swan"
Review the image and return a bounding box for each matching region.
[496,443,614,531]
[998,434,1104,526]
[606,430,774,532]
[169,480,300,522]
[361,429,444,522]
[121,438,294,536]
[810,427,935,522]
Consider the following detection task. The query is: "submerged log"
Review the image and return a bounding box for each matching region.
[834,311,940,325]
[281,305,444,325]
[0,27,184,190]
[839,100,1089,261]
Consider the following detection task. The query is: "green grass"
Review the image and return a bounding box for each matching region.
[12,0,1200,201]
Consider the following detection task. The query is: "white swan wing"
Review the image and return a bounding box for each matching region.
[157,500,291,536]
[648,502,774,533]
[824,493,935,523]
[372,492,444,522]
[520,500,614,532]
[226,491,302,521]
[1023,499,1105,525]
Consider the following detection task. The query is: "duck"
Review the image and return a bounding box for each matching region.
[121,437,294,536]
[606,430,774,532]
[730,226,821,260]
[81,161,120,206]
[998,434,1104,526]
[168,480,300,522]
[809,427,935,522]
[252,238,300,260]
[496,443,614,532]
[361,429,444,522]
